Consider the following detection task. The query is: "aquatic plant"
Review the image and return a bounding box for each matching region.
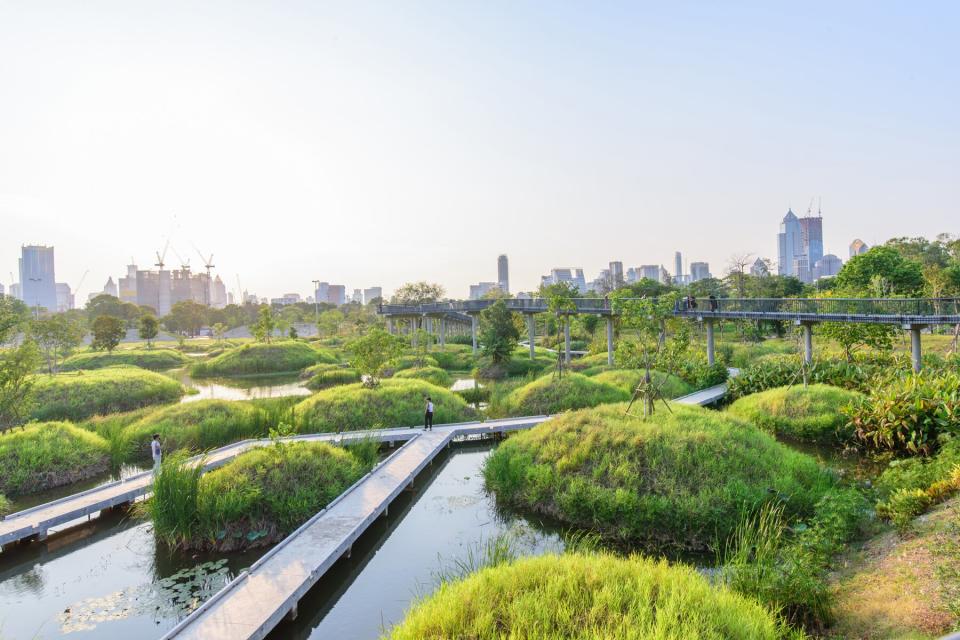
[0,421,111,495]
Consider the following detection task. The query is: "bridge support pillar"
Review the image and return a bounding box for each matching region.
[527,313,536,359]
[705,319,715,366]
[908,324,925,373]
[564,317,571,364]
[439,318,446,347]
[471,314,478,355]
[606,316,614,366]
[800,322,814,364]
[387,317,393,334]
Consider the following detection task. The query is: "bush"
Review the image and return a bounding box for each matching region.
[727,355,880,399]
[304,367,361,390]
[592,369,694,400]
[0,422,110,495]
[393,366,452,388]
[388,354,439,372]
[430,346,476,371]
[494,372,628,416]
[476,354,554,380]
[724,340,798,369]
[484,403,835,551]
[29,366,185,422]
[875,437,960,532]
[118,400,272,461]
[60,348,188,371]
[846,373,960,455]
[387,552,791,640]
[294,378,476,433]
[673,351,729,390]
[455,385,491,406]
[726,384,863,443]
[148,441,374,550]
[191,341,336,377]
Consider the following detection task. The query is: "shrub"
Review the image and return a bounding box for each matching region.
[674,352,729,389]
[387,552,791,640]
[727,355,880,399]
[0,422,111,495]
[430,346,476,371]
[568,352,612,371]
[29,366,185,422]
[294,378,476,433]
[386,354,439,374]
[455,385,491,406]
[118,400,271,461]
[875,438,960,532]
[191,341,336,377]
[592,369,694,400]
[148,441,374,550]
[724,340,798,369]
[60,348,188,371]
[846,373,960,455]
[476,354,554,380]
[494,372,628,416]
[484,403,834,550]
[394,366,452,388]
[726,384,863,443]
[304,367,361,390]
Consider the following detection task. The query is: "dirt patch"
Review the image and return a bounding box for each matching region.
[827,497,960,639]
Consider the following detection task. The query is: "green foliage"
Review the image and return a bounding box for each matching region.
[60,348,187,371]
[389,353,440,372]
[430,346,476,371]
[727,355,880,399]
[118,399,272,461]
[0,493,10,516]
[163,300,208,337]
[846,373,960,455]
[394,365,453,388]
[387,552,793,640]
[494,372,628,416]
[304,367,361,390]
[138,314,159,346]
[817,322,897,362]
[0,340,40,431]
[148,441,374,550]
[592,369,693,400]
[834,246,925,295]
[724,340,798,369]
[294,378,475,433]
[674,351,730,389]
[0,421,110,495]
[346,328,406,386]
[875,438,960,532]
[484,403,835,550]
[455,385,491,406]
[727,384,864,443]
[32,314,85,373]
[29,366,185,422]
[391,282,445,304]
[879,488,933,534]
[86,294,143,326]
[191,340,334,377]
[252,305,275,343]
[475,353,554,380]
[480,299,520,364]
[90,315,125,352]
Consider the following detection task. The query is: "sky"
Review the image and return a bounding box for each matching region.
[1,1,957,302]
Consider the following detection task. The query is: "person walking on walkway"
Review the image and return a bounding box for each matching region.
[151,434,162,473]
[424,397,434,431]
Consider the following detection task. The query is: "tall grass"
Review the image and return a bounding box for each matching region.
[191,340,336,377]
[592,368,694,400]
[141,452,204,546]
[490,372,629,417]
[0,422,111,495]
[393,366,452,388]
[60,348,188,371]
[0,493,11,516]
[726,384,863,444]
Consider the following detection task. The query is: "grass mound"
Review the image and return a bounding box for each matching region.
[496,372,628,416]
[304,367,361,390]
[387,354,439,373]
[726,384,863,443]
[387,552,789,640]
[592,369,694,400]
[430,346,476,371]
[394,366,452,388]
[0,422,110,495]
[484,403,834,550]
[60,348,188,371]
[30,366,185,422]
[148,440,376,551]
[294,378,476,433]
[118,400,274,461]
[191,340,336,377]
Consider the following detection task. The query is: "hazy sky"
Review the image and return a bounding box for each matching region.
[1,1,957,301]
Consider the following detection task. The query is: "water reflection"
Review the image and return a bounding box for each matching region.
[174,370,312,403]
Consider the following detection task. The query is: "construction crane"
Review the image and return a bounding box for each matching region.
[171,248,190,273]
[236,274,244,305]
[74,270,89,298]
[192,248,215,305]
[155,240,170,271]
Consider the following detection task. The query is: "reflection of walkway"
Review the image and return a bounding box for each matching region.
[160,417,549,640]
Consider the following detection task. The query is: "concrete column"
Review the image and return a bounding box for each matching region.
[410,318,418,346]
[910,324,923,373]
[705,318,715,366]
[802,322,814,364]
[439,317,446,347]
[471,314,478,354]
[387,317,393,334]
[527,314,536,359]
[606,316,614,366]
[564,316,571,364]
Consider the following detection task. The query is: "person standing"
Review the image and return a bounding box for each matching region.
[151,434,162,473]
[424,397,434,431]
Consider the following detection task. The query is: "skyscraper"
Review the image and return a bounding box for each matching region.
[608,261,624,288]
[849,239,869,258]
[363,287,383,304]
[19,245,58,313]
[690,262,711,282]
[497,254,509,294]
[777,209,802,277]
[799,215,824,267]
[674,252,683,282]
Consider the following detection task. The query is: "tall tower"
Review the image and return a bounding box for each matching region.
[777,209,802,277]
[608,261,624,288]
[497,254,509,294]
[19,245,58,313]
[674,252,683,282]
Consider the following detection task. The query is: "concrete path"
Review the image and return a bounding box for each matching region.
[673,368,739,406]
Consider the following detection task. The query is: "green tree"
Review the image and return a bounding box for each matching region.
[818,322,897,362]
[138,314,159,347]
[391,282,445,304]
[91,315,125,352]
[163,300,208,337]
[252,306,275,343]
[411,328,434,367]
[347,328,405,387]
[835,246,924,296]
[539,281,579,378]
[86,294,142,326]
[317,309,343,337]
[33,315,85,373]
[212,322,227,344]
[0,298,40,431]
[480,300,520,364]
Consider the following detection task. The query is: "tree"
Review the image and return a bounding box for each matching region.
[347,328,405,387]
[818,322,897,362]
[480,300,520,364]
[86,294,142,326]
[725,253,754,298]
[212,322,227,344]
[91,315,125,352]
[317,309,343,338]
[411,328,434,367]
[33,315,85,373]
[139,315,159,347]
[391,282,445,305]
[252,306,275,343]
[539,281,579,378]
[0,298,40,431]
[835,246,924,296]
[163,300,208,337]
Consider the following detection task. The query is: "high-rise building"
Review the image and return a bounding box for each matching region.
[9,283,21,299]
[637,265,663,282]
[270,293,302,306]
[497,254,509,294]
[0,283,5,297]
[102,277,118,298]
[750,258,769,277]
[469,282,500,300]
[540,268,587,293]
[19,245,58,313]
[55,282,74,312]
[351,289,363,304]
[609,261,624,289]
[813,254,843,279]
[314,282,329,304]
[799,215,824,268]
[674,252,683,282]
[327,285,346,306]
[849,239,869,258]
[690,262,711,282]
[118,264,138,303]
[777,209,803,277]
[211,276,228,308]
[363,287,383,304]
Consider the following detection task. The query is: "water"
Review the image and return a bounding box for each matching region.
[449,378,481,391]
[7,464,147,514]
[174,370,312,403]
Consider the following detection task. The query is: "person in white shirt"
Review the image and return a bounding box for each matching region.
[151,434,162,473]
[424,397,434,431]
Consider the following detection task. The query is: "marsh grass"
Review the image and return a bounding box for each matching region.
[726,384,863,444]
[492,372,629,417]
[60,349,188,371]
[393,366,452,388]
[142,451,204,544]
[592,369,694,400]
[0,421,111,495]
[304,367,361,390]
[0,493,11,516]
[191,340,336,377]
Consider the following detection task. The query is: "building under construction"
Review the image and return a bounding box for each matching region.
[118,262,228,316]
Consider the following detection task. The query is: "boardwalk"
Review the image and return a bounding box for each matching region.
[672,368,739,406]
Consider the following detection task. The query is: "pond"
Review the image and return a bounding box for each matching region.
[173,370,312,403]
